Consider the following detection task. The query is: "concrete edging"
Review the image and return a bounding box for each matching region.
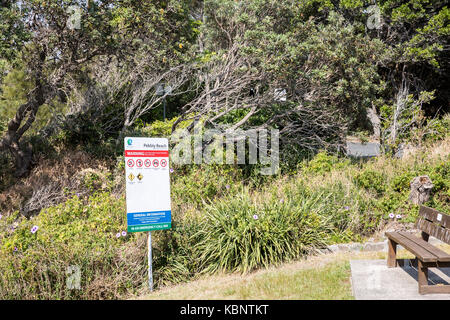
[316,237,444,255]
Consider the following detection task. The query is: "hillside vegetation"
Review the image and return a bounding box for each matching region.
[0,136,448,299]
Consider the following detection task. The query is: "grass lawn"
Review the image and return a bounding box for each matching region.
[224,261,353,300]
[136,251,383,300]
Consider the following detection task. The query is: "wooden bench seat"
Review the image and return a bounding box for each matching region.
[385,231,450,263]
[385,206,450,294]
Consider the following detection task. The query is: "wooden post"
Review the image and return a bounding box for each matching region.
[387,239,397,268]
[417,260,428,295]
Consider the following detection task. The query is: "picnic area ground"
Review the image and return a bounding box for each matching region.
[136,241,450,300]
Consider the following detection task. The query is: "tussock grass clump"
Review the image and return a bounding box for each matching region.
[193,191,335,273]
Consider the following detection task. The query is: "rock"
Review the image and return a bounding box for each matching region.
[362,242,385,252]
[347,243,363,252]
[333,243,363,252]
[314,248,331,255]
[327,244,340,253]
[326,242,387,253]
[394,143,405,159]
[409,175,433,205]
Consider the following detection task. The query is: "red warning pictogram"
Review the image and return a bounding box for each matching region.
[160,159,167,167]
[153,159,159,167]
[127,159,135,167]
[144,159,152,167]
[136,159,143,167]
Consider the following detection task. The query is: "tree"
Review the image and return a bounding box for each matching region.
[173,1,385,157]
[0,0,198,176]
[42,0,198,147]
[0,0,124,176]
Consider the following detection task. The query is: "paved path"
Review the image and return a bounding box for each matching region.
[350,260,450,300]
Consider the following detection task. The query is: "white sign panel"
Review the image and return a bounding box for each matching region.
[124,137,171,232]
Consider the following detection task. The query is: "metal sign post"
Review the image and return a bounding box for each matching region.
[148,232,153,292]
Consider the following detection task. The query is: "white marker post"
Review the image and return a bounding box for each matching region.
[124,137,172,292]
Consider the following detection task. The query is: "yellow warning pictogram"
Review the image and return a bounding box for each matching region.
[128,173,135,181]
[137,173,143,181]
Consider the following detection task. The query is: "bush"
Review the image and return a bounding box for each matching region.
[192,191,334,274]
[425,113,450,142]
[303,151,347,174]
[354,169,386,195]
[170,164,246,208]
[0,193,147,299]
[151,214,203,286]
[428,161,450,193]
[390,172,416,193]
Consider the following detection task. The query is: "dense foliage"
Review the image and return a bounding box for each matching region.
[0,138,448,298]
[1,0,449,175]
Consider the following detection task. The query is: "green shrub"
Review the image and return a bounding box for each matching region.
[171,164,246,208]
[376,191,409,215]
[151,215,203,286]
[428,161,450,193]
[132,116,190,138]
[1,134,448,299]
[83,172,101,192]
[0,193,148,299]
[390,172,415,193]
[140,119,174,137]
[426,159,450,212]
[425,113,450,141]
[354,169,386,195]
[304,151,338,174]
[192,191,333,274]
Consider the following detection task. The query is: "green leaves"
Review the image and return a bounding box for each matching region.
[0,3,29,62]
[192,190,333,274]
[402,6,450,67]
[354,169,387,195]
[0,192,137,299]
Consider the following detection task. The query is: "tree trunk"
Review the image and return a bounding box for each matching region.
[367,105,381,140]
[0,78,45,177]
[409,175,433,205]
